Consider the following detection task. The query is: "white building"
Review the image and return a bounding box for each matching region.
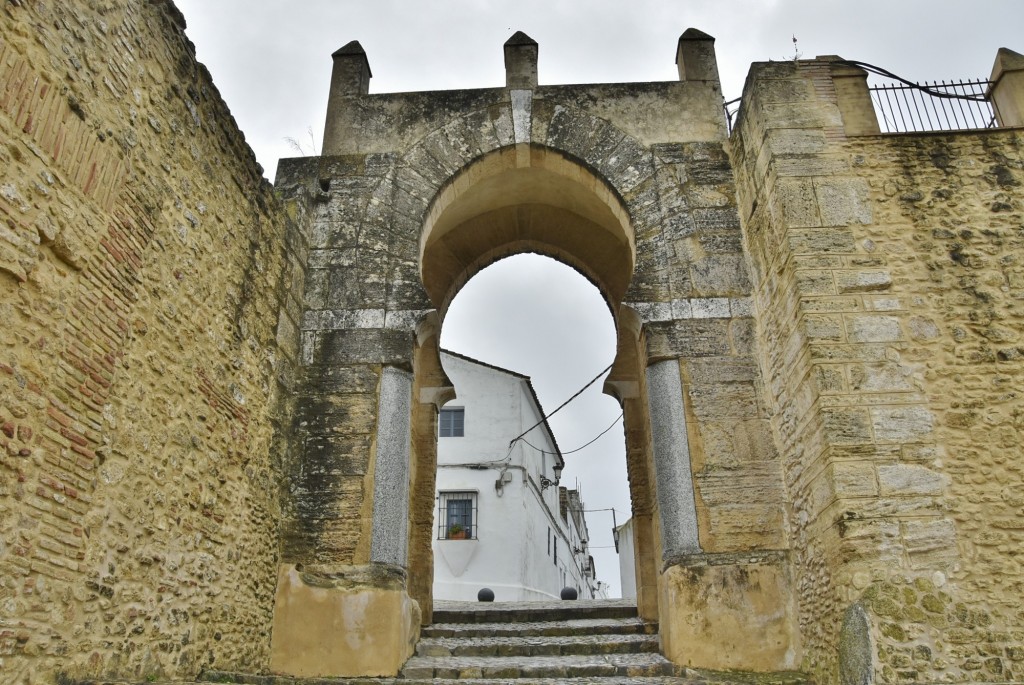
[615,517,637,601]
[433,350,599,602]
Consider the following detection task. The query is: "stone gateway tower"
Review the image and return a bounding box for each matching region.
[2,3,1024,683]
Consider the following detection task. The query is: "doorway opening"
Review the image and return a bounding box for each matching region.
[407,145,661,623]
[431,254,628,602]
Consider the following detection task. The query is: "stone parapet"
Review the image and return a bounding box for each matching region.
[733,54,1024,683]
[269,563,420,677]
[990,47,1024,127]
[658,551,800,672]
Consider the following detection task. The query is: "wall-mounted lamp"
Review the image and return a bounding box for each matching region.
[540,463,563,490]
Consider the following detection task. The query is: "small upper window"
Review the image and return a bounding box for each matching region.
[439,407,464,437]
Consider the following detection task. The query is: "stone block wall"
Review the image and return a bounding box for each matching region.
[0,1,303,681]
[842,129,1024,683]
[733,57,1024,683]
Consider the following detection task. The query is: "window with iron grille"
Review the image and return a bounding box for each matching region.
[439,407,464,437]
[438,491,477,539]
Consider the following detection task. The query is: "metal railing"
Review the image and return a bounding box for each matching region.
[724,97,741,134]
[723,60,1004,136]
[869,78,999,133]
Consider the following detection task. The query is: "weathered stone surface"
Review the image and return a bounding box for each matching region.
[270,564,421,677]
[659,558,800,672]
[846,315,902,343]
[877,464,945,497]
[814,178,872,226]
[838,603,874,685]
[310,328,415,366]
[370,367,414,568]
[645,319,732,359]
[734,56,1024,685]
[849,363,913,393]
[690,254,752,296]
[0,2,301,681]
[870,406,934,443]
[836,270,892,293]
[646,361,701,560]
[5,14,1024,685]
[822,408,873,444]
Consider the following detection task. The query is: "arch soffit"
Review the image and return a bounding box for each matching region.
[392,101,658,316]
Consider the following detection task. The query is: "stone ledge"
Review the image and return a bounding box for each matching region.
[663,548,789,571]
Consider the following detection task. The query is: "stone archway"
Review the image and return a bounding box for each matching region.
[269,30,799,678]
[410,143,656,624]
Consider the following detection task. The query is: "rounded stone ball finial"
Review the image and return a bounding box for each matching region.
[477,587,495,602]
[560,586,578,600]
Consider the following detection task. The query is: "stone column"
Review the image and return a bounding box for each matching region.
[370,366,414,568]
[269,362,421,679]
[645,359,701,562]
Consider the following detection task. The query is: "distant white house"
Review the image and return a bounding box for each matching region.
[433,350,599,602]
[615,517,637,601]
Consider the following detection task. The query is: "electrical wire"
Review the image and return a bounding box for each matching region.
[508,362,613,447]
[837,60,988,102]
[519,411,624,456]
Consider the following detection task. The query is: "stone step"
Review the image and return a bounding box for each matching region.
[397,674,811,685]
[422,616,657,639]
[432,599,638,625]
[416,632,660,657]
[77,675,809,685]
[399,652,680,680]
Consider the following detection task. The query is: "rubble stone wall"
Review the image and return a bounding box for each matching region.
[733,57,1024,683]
[843,129,1024,683]
[0,1,303,681]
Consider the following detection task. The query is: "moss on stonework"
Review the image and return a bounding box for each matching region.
[913,577,936,594]
[871,596,902,618]
[855,577,1024,683]
[921,593,945,614]
[904,605,926,623]
[881,622,908,642]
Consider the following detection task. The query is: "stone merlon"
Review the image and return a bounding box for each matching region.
[504,30,539,89]
[989,46,1024,126]
[676,28,720,85]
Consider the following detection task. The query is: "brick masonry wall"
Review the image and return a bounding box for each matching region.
[0,1,303,681]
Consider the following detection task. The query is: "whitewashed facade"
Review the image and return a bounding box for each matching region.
[433,351,599,602]
[615,517,637,601]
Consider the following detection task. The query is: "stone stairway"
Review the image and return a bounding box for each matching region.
[399,599,673,681]
[75,600,810,685]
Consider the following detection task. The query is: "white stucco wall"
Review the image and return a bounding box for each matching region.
[615,517,637,601]
[433,352,597,601]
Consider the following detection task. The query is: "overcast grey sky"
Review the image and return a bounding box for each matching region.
[173,0,1023,597]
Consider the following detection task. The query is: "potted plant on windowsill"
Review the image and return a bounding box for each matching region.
[447,523,468,540]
